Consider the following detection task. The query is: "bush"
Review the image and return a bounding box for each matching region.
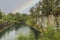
[37,26,60,40]
[17,25,60,40]
[17,30,35,40]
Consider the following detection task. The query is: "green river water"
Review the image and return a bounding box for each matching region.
[0,24,40,40]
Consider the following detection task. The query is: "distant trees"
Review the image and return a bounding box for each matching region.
[7,12,15,20]
[0,10,3,19]
[0,10,30,24]
[15,12,21,21]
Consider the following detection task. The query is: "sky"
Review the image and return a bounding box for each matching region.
[0,0,41,14]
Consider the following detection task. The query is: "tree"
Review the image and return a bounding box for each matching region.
[29,2,42,18]
[14,12,21,22]
[7,12,16,23]
[2,13,8,21]
[29,7,36,18]
[42,0,55,15]
[7,12,15,20]
[0,10,2,19]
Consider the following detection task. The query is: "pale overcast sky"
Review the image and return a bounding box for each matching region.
[0,0,41,14]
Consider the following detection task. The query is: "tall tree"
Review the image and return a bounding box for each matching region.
[30,2,42,18]
[42,0,55,15]
[0,10,2,19]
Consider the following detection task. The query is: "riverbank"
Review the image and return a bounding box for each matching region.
[0,23,15,32]
[0,21,26,33]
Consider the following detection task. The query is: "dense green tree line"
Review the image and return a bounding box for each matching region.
[0,11,29,23]
[0,10,30,30]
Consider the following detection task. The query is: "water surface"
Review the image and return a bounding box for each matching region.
[0,25,32,40]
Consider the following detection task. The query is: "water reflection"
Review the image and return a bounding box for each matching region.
[0,26,33,40]
[17,27,31,36]
[0,29,17,40]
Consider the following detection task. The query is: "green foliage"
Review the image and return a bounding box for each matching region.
[14,13,21,21]
[0,12,29,23]
[0,10,2,19]
[2,14,8,21]
[38,26,60,40]
[17,31,35,40]
[7,12,15,20]
[18,14,28,22]
[26,18,36,26]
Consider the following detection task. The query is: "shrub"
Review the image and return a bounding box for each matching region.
[37,26,60,40]
[17,30,35,40]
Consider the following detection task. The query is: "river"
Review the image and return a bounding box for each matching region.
[0,24,40,40]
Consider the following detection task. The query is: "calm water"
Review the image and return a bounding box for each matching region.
[0,25,34,40]
[0,25,39,40]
